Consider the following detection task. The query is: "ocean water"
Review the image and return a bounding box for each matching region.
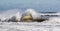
[0,9,60,31]
[0,22,60,31]
[0,15,60,31]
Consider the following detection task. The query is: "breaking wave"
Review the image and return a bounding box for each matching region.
[0,8,60,22]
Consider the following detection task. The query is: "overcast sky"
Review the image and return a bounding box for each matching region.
[0,0,60,12]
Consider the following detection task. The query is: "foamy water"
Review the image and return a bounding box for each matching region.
[0,9,60,22]
[0,9,60,31]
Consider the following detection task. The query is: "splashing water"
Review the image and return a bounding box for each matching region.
[0,9,21,21]
[25,9,41,19]
[0,9,60,22]
[46,17,60,23]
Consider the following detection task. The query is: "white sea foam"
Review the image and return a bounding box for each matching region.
[0,9,60,31]
[25,9,41,19]
[45,17,60,23]
[0,9,60,22]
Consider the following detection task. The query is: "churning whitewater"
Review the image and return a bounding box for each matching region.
[0,9,60,31]
[0,9,60,22]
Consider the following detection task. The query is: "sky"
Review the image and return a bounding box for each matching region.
[0,0,60,12]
